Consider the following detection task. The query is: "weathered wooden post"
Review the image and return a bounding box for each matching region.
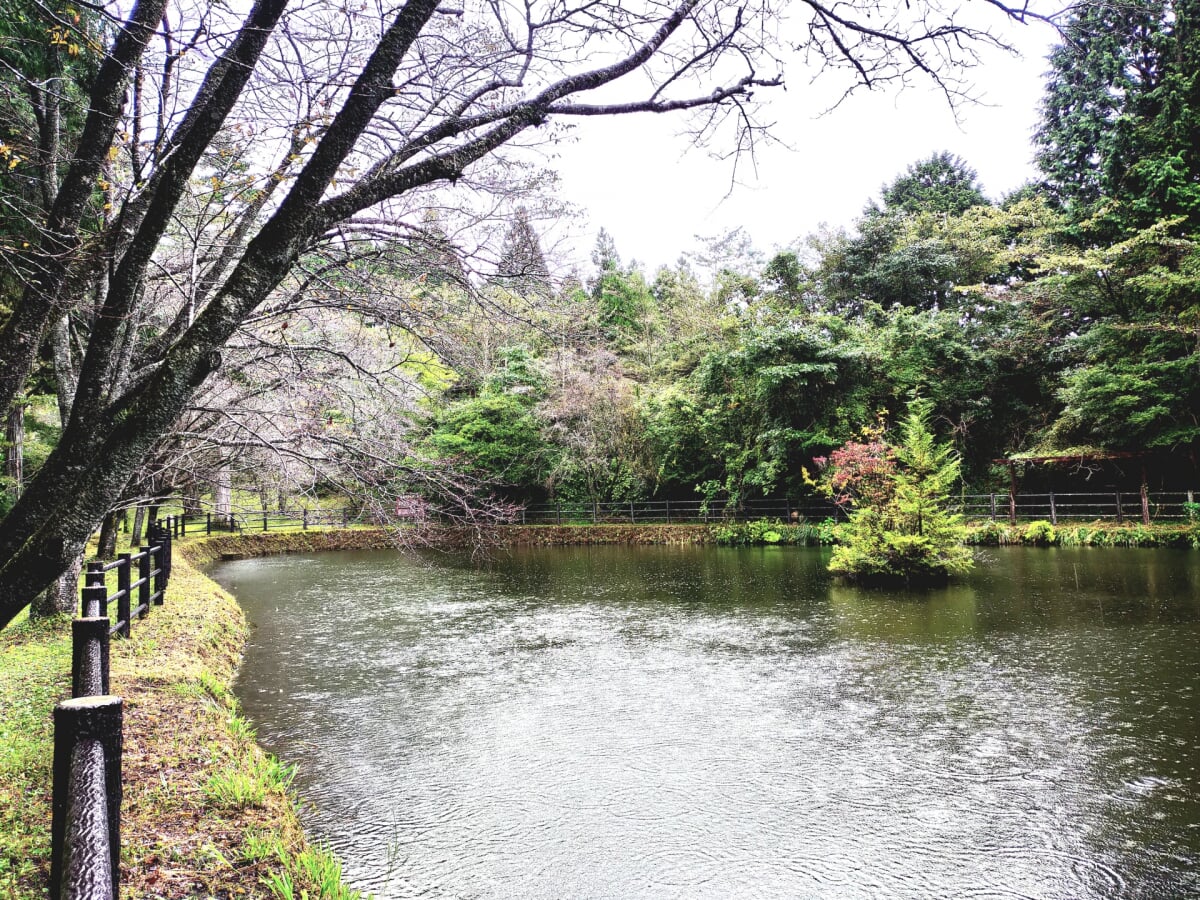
[592,501,598,524]
[206,513,212,535]
[1048,492,1057,526]
[665,499,670,523]
[1115,492,1124,523]
[989,493,997,521]
[630,501,636,524]
[138,549,152,612]
[120,554,137,617]
[85,562,104,592]
[71,618,111,698]
[263,512,268,532]
[302,508,309,530]
[556,502,561,526]
[51,695,122,900]
[80,583,107,620]
[114,568,131,639]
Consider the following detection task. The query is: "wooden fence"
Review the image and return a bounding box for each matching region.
[516,491,1198,527]
[163,508,354,536]
[51,523,172,900]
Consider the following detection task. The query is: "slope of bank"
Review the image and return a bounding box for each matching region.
[0,535,364,899]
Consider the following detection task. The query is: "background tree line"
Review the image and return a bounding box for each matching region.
[415,0,1200,508]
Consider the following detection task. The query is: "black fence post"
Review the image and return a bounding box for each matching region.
[153,545,165,607]
[138,548,152,612]
[302,508,308,530]
[84,562,104,591]
[51,695,122,900]
[118,553,137,622]
[263,512,268,532]
[206,513,212,536]
[81,584,107,621]
[115,565,132,639]
[162,527,172,588]
[71,618,111,698]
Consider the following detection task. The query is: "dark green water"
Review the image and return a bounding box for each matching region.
[216,546,1200,899]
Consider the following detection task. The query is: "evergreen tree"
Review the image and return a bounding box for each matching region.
[1035,0,1200,236]
[494,206,551,297]
[827,398,973,584]
[874,151,988,217]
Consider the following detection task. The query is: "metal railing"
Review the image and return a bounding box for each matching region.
[515,491,1198,527]
[514,499,843,525]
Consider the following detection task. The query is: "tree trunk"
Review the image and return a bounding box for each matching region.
[4,402,23,499]
[96,511,119,559]
[179,479,202,518]
[214,463,232,517]
[29,546,84,620]
[51,313,78,425]
[130,505,146,546]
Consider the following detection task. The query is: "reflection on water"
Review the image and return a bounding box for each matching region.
[217,546,1200,899]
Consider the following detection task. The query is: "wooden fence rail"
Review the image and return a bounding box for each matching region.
[51,522,172,899]
[162,508,356,536]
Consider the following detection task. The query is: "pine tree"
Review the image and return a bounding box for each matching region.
[1035,0,1200,236]
[494,206,551,297]
[828,398,973,584]
[874,151,988,217]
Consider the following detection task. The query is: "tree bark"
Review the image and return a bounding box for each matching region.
[4,403,23,499]
[30,546,84,620]
[214,464,232,518]
[130,505,146,546]
[96,512,119,559]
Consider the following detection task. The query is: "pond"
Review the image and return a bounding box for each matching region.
[216,545,1200,899]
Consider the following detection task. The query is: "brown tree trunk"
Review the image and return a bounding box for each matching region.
[4,402,23,499]
[30,545,83,620]
[130,505,146,545]
[96,511,119,559]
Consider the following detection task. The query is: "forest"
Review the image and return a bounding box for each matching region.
[0,0,1197,623]
[361,0,1200,509]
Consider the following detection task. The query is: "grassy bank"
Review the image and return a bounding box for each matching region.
[0,536,364,899]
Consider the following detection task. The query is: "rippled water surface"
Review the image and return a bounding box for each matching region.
[217,546,1200,899]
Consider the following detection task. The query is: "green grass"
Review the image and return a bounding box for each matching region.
[0,613,71,895]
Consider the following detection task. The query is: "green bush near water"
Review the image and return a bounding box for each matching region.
[710,518,836,546]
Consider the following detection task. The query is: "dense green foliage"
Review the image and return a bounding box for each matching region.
[400,11,1199,512]
[825,399,973,582]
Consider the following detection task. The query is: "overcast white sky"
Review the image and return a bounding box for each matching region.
[548,18,1061,274]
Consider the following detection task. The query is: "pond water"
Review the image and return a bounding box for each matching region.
[216,546,1200,899]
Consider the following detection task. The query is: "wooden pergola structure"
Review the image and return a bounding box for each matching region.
[993,450,1153,526]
